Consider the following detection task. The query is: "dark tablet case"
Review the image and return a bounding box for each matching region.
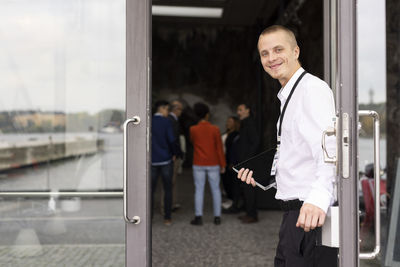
[232,148,276,190]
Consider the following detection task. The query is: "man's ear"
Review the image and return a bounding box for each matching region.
[294,46,300,60]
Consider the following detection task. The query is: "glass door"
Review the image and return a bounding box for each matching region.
[0,0,150,266]
[334,0,393,266]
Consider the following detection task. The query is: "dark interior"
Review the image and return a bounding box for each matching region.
[152,0,324,208]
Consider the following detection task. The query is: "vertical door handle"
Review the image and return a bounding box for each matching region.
[123,116,141,224]
[342,113,350,178]
[322,126,337,164]
[358,110,380,259]
[322,117,338,165]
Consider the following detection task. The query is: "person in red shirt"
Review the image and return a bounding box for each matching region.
[189,102,226,226]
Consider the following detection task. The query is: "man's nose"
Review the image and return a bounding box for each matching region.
[268,52,277,62]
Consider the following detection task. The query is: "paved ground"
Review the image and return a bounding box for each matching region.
[151,169,282,267]
[0,244,124,267]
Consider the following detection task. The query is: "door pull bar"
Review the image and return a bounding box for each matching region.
[358,110,380,259]
[123,116,141,224]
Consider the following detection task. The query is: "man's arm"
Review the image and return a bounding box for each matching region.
[296,80,336,231]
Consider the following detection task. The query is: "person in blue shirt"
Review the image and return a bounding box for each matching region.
[152,100,177,225]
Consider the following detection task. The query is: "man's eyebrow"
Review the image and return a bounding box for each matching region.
[260,45,284,53]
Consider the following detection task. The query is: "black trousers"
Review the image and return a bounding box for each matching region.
[230,172,243,210]
[151,163,173,220]
[242,183,257,218]
[274,209,338,267]
[221,168,234,200]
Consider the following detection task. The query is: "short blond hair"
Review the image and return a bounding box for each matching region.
[259,25,298,48]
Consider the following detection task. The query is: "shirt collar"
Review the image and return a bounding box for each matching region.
[169,112,178,120]
[277,67,304,103]
[154,113,163,117]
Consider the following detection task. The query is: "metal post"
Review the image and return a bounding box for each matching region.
[337,0,359,266]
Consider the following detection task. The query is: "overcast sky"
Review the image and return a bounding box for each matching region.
[0,0,126,114]
[357,0,386,104]
[0,0,386,114]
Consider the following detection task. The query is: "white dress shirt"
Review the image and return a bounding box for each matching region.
[275,67,336,213]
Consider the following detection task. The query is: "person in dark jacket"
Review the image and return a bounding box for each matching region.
[164,100,184,212]
[221,116,240,207]
[236,103,260,223]
[151,100,177,226]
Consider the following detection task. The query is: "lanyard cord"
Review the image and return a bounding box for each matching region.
[277,70,307,147]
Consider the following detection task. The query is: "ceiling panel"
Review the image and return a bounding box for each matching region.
[152,0,283,27]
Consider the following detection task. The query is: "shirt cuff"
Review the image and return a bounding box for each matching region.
[304,188,333,214]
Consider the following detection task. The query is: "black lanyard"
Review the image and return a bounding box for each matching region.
[277,70,307,147]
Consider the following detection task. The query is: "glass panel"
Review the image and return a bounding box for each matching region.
[0,0,126,265]
[357,0,387,266]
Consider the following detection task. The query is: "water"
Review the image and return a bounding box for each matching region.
[0,133,123,191]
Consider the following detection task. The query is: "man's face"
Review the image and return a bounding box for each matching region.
[237,105,250,120]
[159,105,169,117]
[172,102,183,117]
[226,117,234,131]
[258,30,300,87]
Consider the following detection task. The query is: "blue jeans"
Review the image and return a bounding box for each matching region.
[192,165,222,217]
[151,163,173,220]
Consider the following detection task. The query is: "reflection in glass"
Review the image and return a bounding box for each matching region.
[0,0,125,191]
[0,0,126,265]
[357,0,387,266]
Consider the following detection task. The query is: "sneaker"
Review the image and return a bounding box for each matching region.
[190,216,203,226]
[221,200,233,210]
[164,219,172,226]
[214,217,221,225]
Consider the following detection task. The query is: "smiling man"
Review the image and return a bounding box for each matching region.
[237,25,338,266]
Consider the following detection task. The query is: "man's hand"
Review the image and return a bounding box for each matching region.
[237,168,256,187]
[220,167,226,174]
[296,203,326,232]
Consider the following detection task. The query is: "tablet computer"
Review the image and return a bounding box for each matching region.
[232,148,277,191]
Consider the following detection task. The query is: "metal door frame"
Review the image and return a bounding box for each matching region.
[0,0,152,266]
[336,0,359,266]
[126,0,151,266]
[328,1,382,266]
